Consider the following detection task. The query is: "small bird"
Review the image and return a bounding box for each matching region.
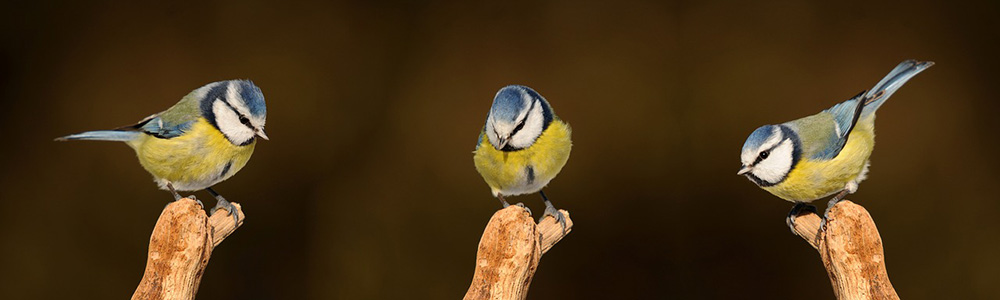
[738,60,933,231]
[57,80,268,221]
[473,85,572,229]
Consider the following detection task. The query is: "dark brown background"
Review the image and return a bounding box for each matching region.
[1,0,997,299]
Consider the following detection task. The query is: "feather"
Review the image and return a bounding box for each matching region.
[55,130,141,141]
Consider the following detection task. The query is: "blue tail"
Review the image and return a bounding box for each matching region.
[55,130,141,142]
[861,60,934,116]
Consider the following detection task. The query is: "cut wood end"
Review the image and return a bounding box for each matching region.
[791,209,823,249]
[792,200,875,250]
[164,197,245,247]
[538,209,572,255]
[209,202,245,247]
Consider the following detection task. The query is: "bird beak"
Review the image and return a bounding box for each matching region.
[256,128,269,140]
[495,136,509,150]
[737,165,752,176]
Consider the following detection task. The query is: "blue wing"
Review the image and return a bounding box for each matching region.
[56,114,193,141]
[809,92,866,160]
[859,60,934,117]
[808,60,933,160]
[475,127,485,150]
[121,114,194,139]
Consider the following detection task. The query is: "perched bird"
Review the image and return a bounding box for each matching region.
[56,80,268,221]
[474,85,572,229]
[738,60,933,231]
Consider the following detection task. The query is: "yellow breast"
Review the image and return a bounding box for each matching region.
[764,120,876,202]
[128,118,255,191]
[473,121,572,197]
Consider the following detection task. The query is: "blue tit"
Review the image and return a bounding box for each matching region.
[738,60,933,230]
[473,85,572,229]
[56,80,268,221]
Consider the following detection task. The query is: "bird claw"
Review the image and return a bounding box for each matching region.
[211,196,240,223]
[818,190,848,232]
[542,203,568,232]
[785,202,817,235]
[513,202,531,215]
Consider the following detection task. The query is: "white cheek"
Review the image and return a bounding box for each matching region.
[752,139,794,183]
[741,150,756,166]
[213,100,254,144]
[508,101,544,148]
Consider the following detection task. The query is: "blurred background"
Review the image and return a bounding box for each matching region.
[1,0,998,299]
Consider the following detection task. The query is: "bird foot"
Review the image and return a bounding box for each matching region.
[785,202,817,235]
[542,203,568,233]
[211,196,240,223]
[513,202,531,215]
[819,190,849,232]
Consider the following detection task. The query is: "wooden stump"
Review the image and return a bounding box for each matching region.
[791,200,899,300]
[464,206,573,300]
[131,198,245,300]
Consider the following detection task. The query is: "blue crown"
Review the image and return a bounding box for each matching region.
[491,85,537,121]
[742,125,776,152]
[234,80,266,117]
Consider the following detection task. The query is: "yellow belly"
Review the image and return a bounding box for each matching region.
[473,121,572,197]
[127,118,255,191]
[764,121,875,202]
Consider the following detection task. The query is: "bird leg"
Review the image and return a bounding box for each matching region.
[820,189,851,231]
[539,190,568,232]
[497,194,510,208]
[496,194,531,214]
[206,187,240,223]
[166,182,183,201]
[785,202,817,234]
[166,182,202,207]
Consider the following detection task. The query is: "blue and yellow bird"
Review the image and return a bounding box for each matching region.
[738,60,933,230]
[57,80,268,221]
[474,85,572,229]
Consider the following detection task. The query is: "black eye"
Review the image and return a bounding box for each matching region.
[238,115,252,126]
[759,150,770,159]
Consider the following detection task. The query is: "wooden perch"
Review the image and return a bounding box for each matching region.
[464,206,573,300]
[791,200,898,300]
[132,198,245,300]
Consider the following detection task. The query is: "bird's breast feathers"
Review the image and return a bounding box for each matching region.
[764,121,875,202]
[131,117,255,191]
[474,120,572,197]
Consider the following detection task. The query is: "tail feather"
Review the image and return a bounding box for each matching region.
[862,60,934,115]
[55,130,141,142]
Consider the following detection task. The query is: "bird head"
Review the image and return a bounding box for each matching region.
[739,125,800,187]
[484,85,552,151]
[200,80,268,146]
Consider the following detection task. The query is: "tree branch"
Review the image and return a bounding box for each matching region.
[464,206,573,300]
[791,200,899,300]
[131,198,245,300]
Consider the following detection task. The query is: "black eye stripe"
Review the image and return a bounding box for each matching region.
[753,142,782,165]
[509,99,537,137]
[220,99,253,128]
[510,117,527,136]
